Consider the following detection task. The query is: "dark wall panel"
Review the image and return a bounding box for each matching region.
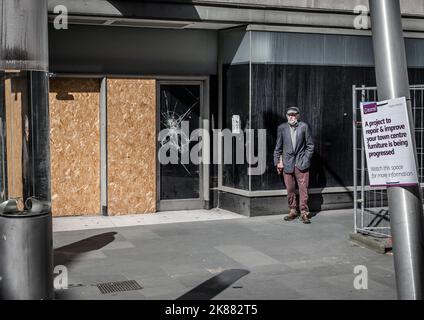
[251,64,424,190]
[49,24,218,76]
[222,64,249,190]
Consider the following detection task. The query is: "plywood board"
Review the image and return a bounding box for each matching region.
[49,78,100,216]
[4,77,25,205]
[107,78,156,215]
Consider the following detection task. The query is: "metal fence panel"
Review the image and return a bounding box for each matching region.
[353,85,424,238]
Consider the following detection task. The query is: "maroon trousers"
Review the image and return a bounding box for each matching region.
[283,167,310,212]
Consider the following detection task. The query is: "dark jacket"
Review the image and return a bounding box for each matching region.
[273,121,314,173]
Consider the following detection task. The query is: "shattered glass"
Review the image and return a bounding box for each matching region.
[159,84,201,200]
[160,89,198,170]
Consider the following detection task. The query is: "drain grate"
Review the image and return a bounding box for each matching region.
[96,280,143,294]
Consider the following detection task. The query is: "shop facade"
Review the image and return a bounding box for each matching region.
[2,0,424,216]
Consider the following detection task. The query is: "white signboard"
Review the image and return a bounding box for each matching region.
[360,97,418,187]
[232,115,241,134]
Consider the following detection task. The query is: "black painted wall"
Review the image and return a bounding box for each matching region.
[252,64,424,190]
[49,24,218,76]
[222,64,250,190]
[222,63,424,191]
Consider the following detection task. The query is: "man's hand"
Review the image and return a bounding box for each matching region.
[276,162,283,175]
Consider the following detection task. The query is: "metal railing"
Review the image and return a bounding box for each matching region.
[353,84,424,238]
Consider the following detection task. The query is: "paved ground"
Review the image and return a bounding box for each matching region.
[53,209,396,300]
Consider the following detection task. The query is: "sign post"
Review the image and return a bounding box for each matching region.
[370,0,424,300]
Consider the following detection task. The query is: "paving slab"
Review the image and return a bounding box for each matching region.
[53,209,396,300]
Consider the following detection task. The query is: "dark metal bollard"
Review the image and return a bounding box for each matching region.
[0,211,53,300]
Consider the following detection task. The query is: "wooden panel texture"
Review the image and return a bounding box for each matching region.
[49,78,100,216]
[4,78,25,205]
[107,78,156,215]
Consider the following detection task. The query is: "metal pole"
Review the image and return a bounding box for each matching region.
[100,77,108,216]
[360,86,366,231]
[0,0,52,299]
[353,85,358,234]
[370,0,424,300]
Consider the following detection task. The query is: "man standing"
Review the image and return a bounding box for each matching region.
[274,107,314,224]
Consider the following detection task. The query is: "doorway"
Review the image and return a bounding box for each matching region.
[157,80,207,211]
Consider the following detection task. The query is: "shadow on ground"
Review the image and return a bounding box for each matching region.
[177,269,250,300]
[54,232,117,266]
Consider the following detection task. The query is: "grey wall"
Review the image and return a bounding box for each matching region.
[48,0,424,15]
[191,0,424,14]
[47,1,424,32]
[221,28,424,67]
[251,32,424,68]
[48,24,218,75]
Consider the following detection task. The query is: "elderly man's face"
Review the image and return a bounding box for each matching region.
[286,112,299,125]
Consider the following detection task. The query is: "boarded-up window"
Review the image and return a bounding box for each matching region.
[49,78,100,216]
[107,79,156,215]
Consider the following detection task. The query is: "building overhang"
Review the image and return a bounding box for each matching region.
[47,0,424,33]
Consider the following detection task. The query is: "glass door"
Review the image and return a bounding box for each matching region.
[157,81,204,210]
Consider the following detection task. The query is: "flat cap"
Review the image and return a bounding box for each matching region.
[286,106,300,114]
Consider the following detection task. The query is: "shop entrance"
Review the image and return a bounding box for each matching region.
[157,81,206,211]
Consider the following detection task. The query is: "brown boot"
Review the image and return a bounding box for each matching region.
[300,211,311,224]
[284,209,298,221]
